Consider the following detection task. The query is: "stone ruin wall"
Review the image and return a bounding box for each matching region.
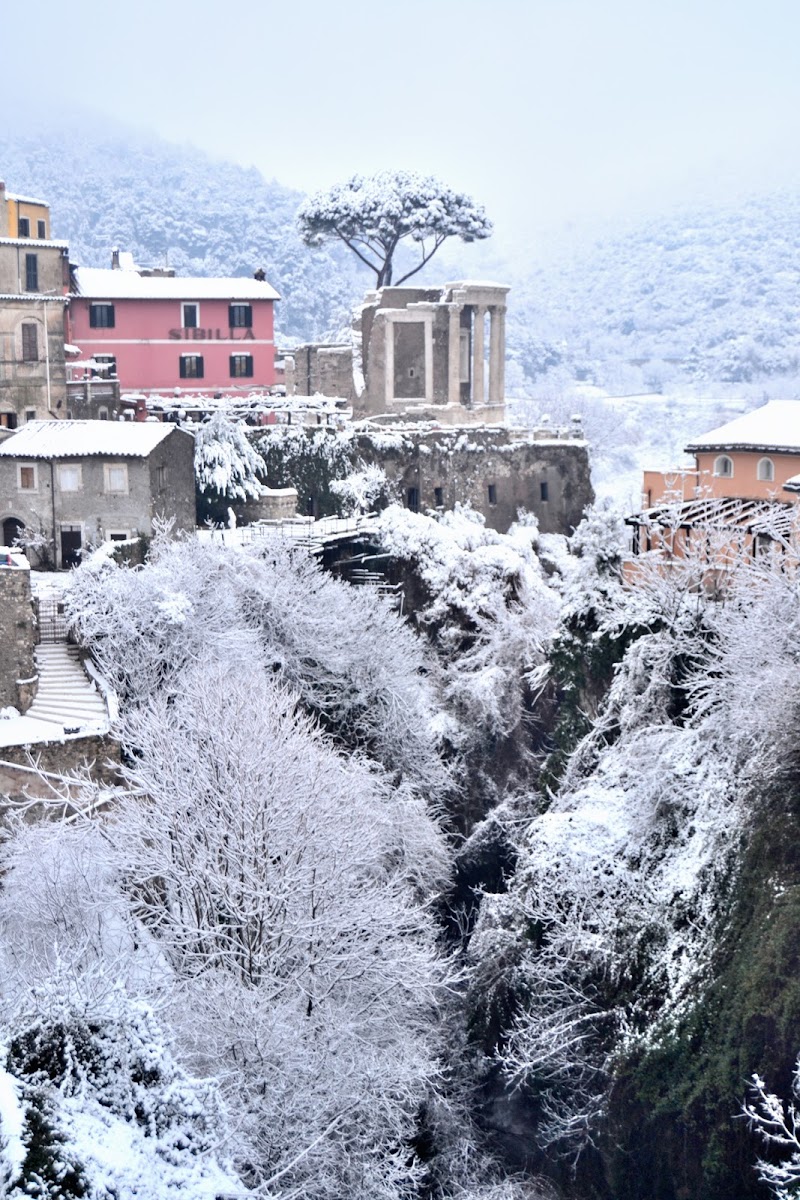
[0,558,36,711]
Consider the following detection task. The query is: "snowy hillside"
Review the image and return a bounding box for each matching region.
[3,118,800,409]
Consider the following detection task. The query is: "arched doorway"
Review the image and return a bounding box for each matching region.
[2,517,24,548]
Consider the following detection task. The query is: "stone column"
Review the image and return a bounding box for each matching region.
[472,305,486,407]
[423,315,434,401]
[489,306,505,404]
[448,304,462,404]
[384,315,394,408]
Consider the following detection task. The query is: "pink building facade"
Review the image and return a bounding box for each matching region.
[67,260,279,400]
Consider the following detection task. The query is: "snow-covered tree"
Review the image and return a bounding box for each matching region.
[0,653,450,1199]
[194,411,265,523]
[298,170,492,288]
[0,986,241,1200]
[66,534,448,796]
[746,1064,800,1199]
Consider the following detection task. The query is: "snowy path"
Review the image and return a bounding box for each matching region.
[0,644,109,747]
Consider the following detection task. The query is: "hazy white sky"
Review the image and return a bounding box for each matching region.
[5,0,800,242]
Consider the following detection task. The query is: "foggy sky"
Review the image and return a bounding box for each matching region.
[5,0,800,244]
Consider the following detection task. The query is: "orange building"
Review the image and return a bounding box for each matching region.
[629,401,800,567]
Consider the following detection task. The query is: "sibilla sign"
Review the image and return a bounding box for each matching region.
[168,328,256,340]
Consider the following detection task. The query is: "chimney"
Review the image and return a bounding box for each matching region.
[111,247,120,270]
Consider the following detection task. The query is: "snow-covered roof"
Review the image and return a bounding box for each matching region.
[5,192,49,206]
[72,266,280,302]
[0,420,185,459]
[0,293,68,302]
[685,401,800,454]
[0,236,68,249]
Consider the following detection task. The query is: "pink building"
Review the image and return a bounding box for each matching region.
[67,255,280,401]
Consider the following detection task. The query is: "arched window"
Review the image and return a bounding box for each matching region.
[757,456,775,482]
[714,454,734,478]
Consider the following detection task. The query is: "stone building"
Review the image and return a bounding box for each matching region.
[0,548,35,711]
[257,422,592,536]
[284,281,509,424]
[0,178,70,428]
[0,420,196,567]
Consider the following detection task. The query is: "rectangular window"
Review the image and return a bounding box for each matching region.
[37,219,46,239]
[108,531,129,542]
[540,481,549,502]
[104,463,128,493]
[230,353,254,378]
[18,217,30,237]
[0,413,18,429]
[89,303,115,328]
[406,486,419,513]
[25,254,38,292]
[18,463,37,491]
[25,409,36,423]
[434,486,444,507]
[58,464,82,492]
[179,355,204,379]
[182,303,199,328]
[21,324,38,362]
[487,483,497,505]
[229,303,252,328]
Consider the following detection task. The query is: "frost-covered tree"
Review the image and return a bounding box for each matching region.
[298,170,492,288]
[66,534,448,794]
[746,1064,800,1199]
[0,657,449,1199]
[0,988,240,1200]
[194,410,265,523]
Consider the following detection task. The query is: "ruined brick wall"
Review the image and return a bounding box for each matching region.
[286,344,354,400]
[253,424,593,536]
[0,560,35,709]
[355,428,593,535]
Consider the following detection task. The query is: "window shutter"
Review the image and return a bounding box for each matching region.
[196,356,204,379]
[21,324,38,362]
[25,254,38,292]
[179,357,187,379]
[229,354,236,376]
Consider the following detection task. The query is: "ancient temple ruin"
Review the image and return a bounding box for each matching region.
[284,281,510,424]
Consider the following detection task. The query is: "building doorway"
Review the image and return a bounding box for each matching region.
[60,525,82,568]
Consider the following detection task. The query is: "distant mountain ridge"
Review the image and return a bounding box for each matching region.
[2,119,799,394]
[506,192,800,395]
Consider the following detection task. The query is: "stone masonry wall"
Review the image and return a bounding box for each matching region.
[0,560,36,710]
[254,425,593,535]
[355,428,593,535]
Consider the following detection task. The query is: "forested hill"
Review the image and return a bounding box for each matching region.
[506,191,800,396]
[3,119,800,395]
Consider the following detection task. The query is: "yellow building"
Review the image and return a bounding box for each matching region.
[0,180,50,240]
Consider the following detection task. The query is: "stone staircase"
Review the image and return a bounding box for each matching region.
[25,644,108,734]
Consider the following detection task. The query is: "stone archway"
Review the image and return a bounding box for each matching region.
[2,517,24,548]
